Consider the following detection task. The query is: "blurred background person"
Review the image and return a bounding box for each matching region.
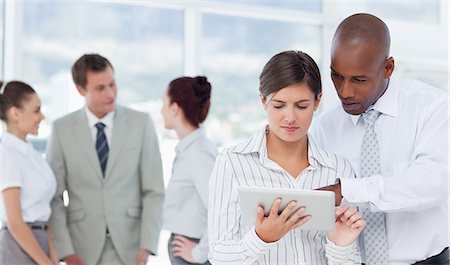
[161,76,217,265]
[0,81,57,265]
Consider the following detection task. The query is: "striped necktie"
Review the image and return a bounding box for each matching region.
[95,122,109,177]
[360,109,389,264]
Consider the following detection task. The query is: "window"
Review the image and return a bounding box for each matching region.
[202,13,321,144]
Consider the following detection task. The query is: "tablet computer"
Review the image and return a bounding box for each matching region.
[238,186,335,231]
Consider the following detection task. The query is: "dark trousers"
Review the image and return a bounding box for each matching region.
[413,247,449,265]
[168,233,210,265]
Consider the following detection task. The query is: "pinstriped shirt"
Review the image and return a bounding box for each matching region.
[208,125,361,265]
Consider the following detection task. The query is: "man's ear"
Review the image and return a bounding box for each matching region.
[260,93,267,109]
[314,92,322,111]
[384,56,395,78]
[76,85,86,96]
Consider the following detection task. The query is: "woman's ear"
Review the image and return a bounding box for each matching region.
[314,92,322,111]
[8,106,20,123]
[170,102,181,116]
[260,93,267,110]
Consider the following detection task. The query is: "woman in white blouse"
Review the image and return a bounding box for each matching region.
[0,81,57,265]
[208,51,366,265]
[161,76,218,265]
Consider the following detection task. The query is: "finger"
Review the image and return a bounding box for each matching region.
[335,204,350,217]
[269,198,282,217]
[346,211,363,226]
[340,207,357,223]
[279,201,297,220]
[174,235,188,243]
[172,246,183,253]
[291,215,311,229]
[255,206,265,226]
[287,206,306,225]
[351,219,367,229]
[171,240,184,248]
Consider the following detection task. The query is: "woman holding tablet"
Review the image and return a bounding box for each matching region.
[0,81,57,264]
[208,51,365,265]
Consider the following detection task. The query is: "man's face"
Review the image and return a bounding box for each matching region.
[330,41,393,115]
[77,66,117,118]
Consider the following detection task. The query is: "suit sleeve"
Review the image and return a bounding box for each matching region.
[139,115,165,254]
[46,123,75,259]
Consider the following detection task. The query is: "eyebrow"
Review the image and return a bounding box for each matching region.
[271,99,311,104]
[330,67,368,79]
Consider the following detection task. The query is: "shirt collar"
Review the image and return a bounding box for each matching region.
[232,125,336,169]
[84,107,115,129]
[349,78,399,126]
[2,132,33,156]
[175,127,206,154]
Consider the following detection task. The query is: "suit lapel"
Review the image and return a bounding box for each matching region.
[105,106,128,178]
[73,110,103,180]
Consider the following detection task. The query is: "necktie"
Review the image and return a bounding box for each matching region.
[360,109,389,264]
[95,122,109,177]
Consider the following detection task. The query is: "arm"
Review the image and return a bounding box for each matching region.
[208,153,268,265]
[138,115,165,256]
[47,228,58,264]
[342,101,449,212]
[325,205,364,265]
[190,150,215,263]
[3,188,53,265]
[46,125,78,261]
[208,153,309,265]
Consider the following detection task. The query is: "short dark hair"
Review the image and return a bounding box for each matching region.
[0,81,36,122]
[259,50,322,100]
[167,76,212,127]
[71,54,114,87]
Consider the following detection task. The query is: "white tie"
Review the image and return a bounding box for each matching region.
[361,109,389,265]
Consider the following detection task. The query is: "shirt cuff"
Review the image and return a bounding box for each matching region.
[191,245,208,263]
[341,175,383,206]
[325,237,361,263]
[241,227,277,256]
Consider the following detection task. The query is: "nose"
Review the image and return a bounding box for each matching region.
[284,105,296,123]
[338,80,355,99]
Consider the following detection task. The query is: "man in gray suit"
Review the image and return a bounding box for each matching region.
[47,54,165,265]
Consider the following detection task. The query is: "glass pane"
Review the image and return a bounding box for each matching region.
[202,13,321,144]
[366,1,440,23]
[0,1,3,80]
[17,2,183,138]
[214,0,321,12]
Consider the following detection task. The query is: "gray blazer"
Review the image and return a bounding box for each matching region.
[46,106,164,264]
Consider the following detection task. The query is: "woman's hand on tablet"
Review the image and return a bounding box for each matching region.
[255,198,311,243]
[327,205,366,246]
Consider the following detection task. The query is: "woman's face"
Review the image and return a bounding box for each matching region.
[161,88,176,129]
[262,82,320,143]
[13,93,45,136]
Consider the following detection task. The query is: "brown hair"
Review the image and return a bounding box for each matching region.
[72,54,114,87]
[259,50,322,100]
[167,76,212,127]
[0,81,36,122]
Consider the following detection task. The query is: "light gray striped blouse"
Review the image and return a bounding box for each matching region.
[208,125,361,265]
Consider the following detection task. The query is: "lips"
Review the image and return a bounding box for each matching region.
[281,126,299,133]
[341,101,360,112]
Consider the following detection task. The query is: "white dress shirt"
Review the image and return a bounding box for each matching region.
[163,128,218,263]
[0,132,56,223]
[208,125,361,265]
[84,107,115,145]
[310,78,449,264]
